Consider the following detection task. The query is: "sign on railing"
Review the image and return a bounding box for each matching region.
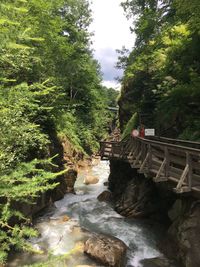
[145,129,155,136]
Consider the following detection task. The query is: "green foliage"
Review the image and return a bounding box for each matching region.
[56,112,85,154]
[122,112,139,138]
[0,83,49,172]
[119,0,200,140]
[0,158,65,264]
[156,77,200,140]
[0,0,117,263]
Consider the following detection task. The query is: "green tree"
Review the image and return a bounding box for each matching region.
[0,0,117,262]
[119,0,200,139]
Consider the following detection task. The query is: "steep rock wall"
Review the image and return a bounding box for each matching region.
[108,159,200,267]
[108,159,174,221]
[166,199,200,267]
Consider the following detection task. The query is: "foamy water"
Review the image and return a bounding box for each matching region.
[9,161,164,267]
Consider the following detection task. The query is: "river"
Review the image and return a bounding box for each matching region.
[9,160,167,267]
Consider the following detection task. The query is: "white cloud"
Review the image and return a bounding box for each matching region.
[90,0,135,84]
[90,0,134,50]
[102,80,121,91]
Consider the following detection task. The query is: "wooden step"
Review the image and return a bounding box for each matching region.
[101,157,109,160]
[104,148,112,152]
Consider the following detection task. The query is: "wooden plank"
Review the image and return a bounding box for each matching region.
[139,151,150,173]
[154,158,167,181]
[128,143,139,160]
[174,186,191,194]
[134,149,142,166]
[148,136,200,149]
[151,163,160,171]
[151,158,163,167]
[151,147,199,170]
[169,166,195,181]
[138,137,200,156]
[100,135,200,197]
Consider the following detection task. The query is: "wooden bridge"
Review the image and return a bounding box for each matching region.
[100,135,200,196]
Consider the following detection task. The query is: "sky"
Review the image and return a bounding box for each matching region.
[89,0,135,89]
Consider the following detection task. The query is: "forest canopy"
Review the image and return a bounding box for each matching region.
[119,0,200,140]
[0,0,118,262]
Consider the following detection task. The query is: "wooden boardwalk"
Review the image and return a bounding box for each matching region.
[100,135,200,196]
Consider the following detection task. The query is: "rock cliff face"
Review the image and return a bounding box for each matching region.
[108,159,174,221]
[108,159,200,267]
[166,199,200,267]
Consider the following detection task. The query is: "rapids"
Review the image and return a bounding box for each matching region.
[9,161,166,267]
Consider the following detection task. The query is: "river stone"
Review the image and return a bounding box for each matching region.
[84,175,99,185]
[97,190,112,202]
[84,234,127,267]
[61,215,70,222]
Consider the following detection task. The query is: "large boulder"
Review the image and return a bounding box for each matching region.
[84,175,99,185]
[84,234,127,267]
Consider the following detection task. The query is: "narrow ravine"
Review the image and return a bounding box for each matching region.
[9,161,166,267]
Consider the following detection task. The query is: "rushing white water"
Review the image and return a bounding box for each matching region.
[9,161,164,267]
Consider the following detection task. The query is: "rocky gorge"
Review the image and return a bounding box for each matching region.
[108,159,200,267]
[7,134,200,267]
[8,160,171,267]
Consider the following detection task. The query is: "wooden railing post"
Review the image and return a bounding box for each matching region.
[154,146,168,182]
[175,151,191,193]
[187,152,192,190]
[139,143,152,174]
[165,147,169,178]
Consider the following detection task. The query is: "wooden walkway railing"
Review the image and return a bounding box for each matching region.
[100,136,200,196]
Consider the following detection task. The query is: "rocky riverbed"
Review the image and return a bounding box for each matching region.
[8,161,178,267]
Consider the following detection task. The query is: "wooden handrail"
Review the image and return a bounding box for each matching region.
[137,137,200,156]
[100,135,200,196]
[146,136,200,149]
